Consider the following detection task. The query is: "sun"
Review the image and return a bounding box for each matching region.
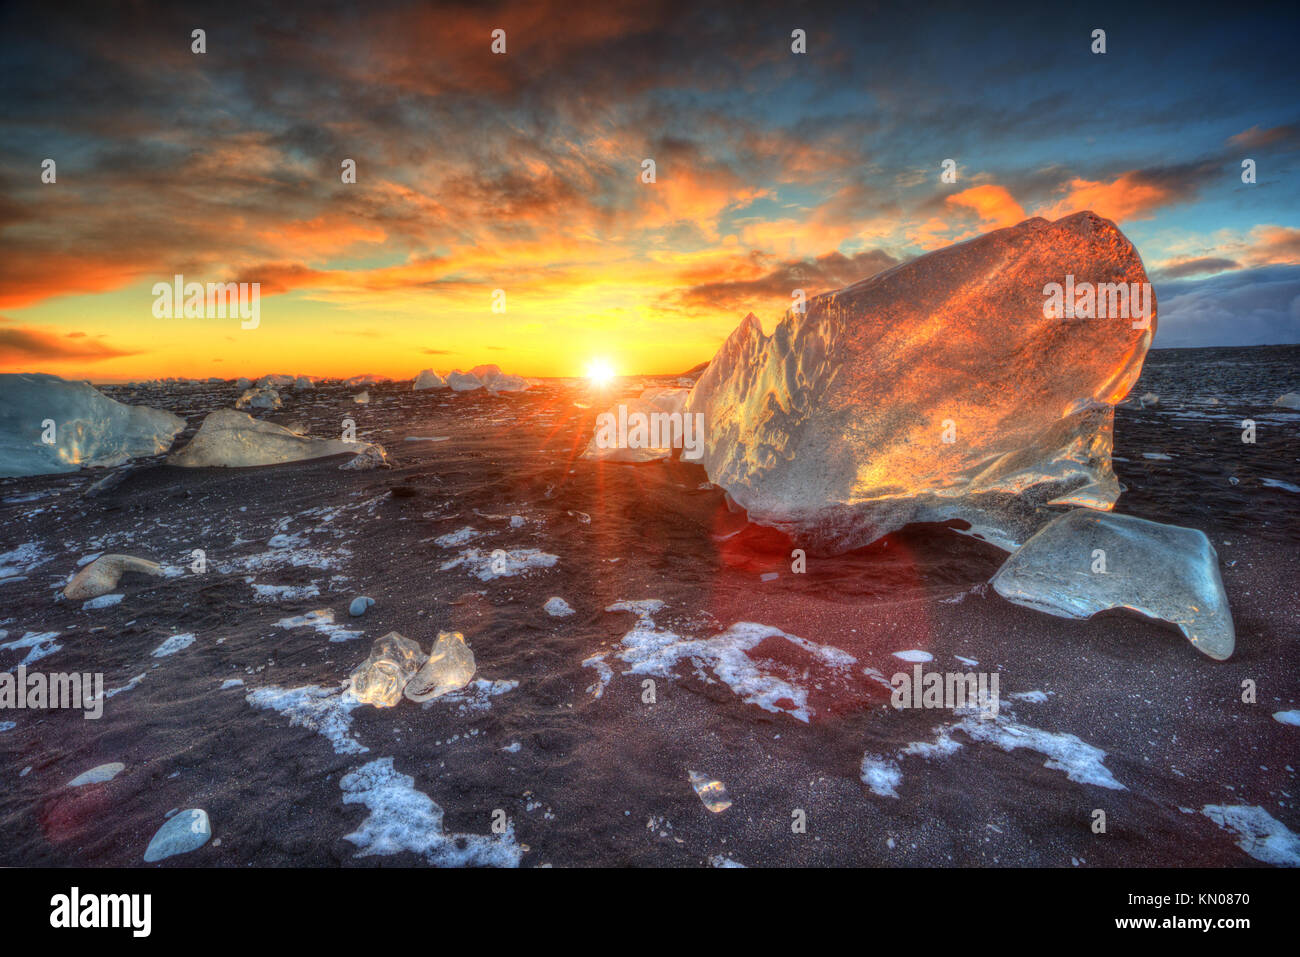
[586,357,616,387]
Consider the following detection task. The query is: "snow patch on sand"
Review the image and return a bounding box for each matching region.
[1,631,62,668]
[888,712,1124,791]
[151,633,196,657]
[1201,804,1300,867]
[276,608,363,642]
[339,757,522,866]
[860,755,903,798]
[246,684,367,755]
[586,601,855,722]
[440,548,558,581]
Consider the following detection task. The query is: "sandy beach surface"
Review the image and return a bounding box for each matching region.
[1,345,1297,867]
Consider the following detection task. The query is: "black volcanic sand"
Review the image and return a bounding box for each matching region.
[0,349,1297,867]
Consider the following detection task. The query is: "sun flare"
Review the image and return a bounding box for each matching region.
[586,357,616,386]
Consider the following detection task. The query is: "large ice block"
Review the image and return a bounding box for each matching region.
[0,373,185,477]
[168,408,376,468]
[685,212,1155,552]
[990,509,1235,660]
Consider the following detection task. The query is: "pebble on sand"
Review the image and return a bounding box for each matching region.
[349,596,375,617]
[68,762,125,787]
[143,808,211,862]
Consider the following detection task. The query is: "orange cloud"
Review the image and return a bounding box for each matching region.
[945,184,1026,229]
[1037,171,1175,223]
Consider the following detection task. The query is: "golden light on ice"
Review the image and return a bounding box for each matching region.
[586,357,616,386]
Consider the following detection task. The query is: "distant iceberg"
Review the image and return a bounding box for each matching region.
[0,373,185,477]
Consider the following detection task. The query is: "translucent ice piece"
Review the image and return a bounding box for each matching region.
[990,509,1235,660]
[688,771,732,812]
[64,554,165,600]
[349,632,428,708]
[684,212,1155,552]
[168,408,379,468]
[404,631,476,702]
[0,373,185,477]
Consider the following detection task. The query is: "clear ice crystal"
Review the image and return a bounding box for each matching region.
[349,632,429,708]
[990,509,1235,660]
[684,212,1155,552]
[404,631,476,702]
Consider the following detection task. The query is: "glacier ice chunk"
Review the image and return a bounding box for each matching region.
[167,409,377,468]
[65,554,165,600]
[349,632,428,708]
[684,212,1155,552]
[235,387,282,410]
[446,370,484,392]
[0,373,185,477]
[403,631,476,702]
[990,509,1234,660]
[412,369,446,390]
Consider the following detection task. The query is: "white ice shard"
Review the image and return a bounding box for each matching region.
[234,377,253,390]
[344,373,386,387]
[447,370,484,392]
[349,632,428,707]
[413,369,446,390]
[65,554,165,600]
[167,408,378,468]
[582,387,694,462]
[990,509,1234,660]
[293,376,315,390]
[403,631,476,701]
[0,373,185,477]
[235,387,282,410]
[353,390,370,404]
[256,373,294,389]
[486,373,529,393]
[1274,392,1300,410]
[684,213,1155,552]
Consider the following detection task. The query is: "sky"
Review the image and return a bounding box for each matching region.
[1,0,1298,382]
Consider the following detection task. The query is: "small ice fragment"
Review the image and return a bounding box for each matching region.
[404,632,476,702]
[83,593,124,609]
[544,596,575,617]
[349,632,428,708]
[760,572,779,582]
[65,554,164,600]
[151,633,196,657]
[349,595,375,617]
[1273,710,1300,726]
[893,650,933,663]
[1273,392,1300,410]
[688,771,732,812]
